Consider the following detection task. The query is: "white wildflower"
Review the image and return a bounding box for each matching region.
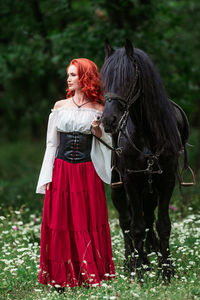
[131,292,139,298]
[101,283,108,287]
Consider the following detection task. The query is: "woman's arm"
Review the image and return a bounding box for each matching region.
[36,105,59,194]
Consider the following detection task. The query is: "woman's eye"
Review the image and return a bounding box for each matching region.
[67,73,77,77]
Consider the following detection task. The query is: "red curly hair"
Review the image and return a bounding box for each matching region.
[66,58,104,104]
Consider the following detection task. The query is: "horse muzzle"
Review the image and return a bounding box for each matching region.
[101,114,118,134]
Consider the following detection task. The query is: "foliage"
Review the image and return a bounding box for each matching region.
[0,140,44,214]
[0,0,200,139]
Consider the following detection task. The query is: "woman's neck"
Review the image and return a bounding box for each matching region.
[73,90,88,105]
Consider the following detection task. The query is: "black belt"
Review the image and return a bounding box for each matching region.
[56,132,92,163]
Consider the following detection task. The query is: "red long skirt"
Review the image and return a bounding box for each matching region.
[39,158,115,287]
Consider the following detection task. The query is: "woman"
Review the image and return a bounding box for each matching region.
[36,58,115,291]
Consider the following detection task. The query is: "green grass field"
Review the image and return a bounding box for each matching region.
[0,206,200,300]
[0,140,199,299]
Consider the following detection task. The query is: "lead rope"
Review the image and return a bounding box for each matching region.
[90,126,123,188]
[89,126,122,155]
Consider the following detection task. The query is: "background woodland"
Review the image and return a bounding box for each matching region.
[0,0,199,212]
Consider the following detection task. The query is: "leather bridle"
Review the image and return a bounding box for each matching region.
[104,88,141,135]
[100,59,195,189]
[103,62,163,191]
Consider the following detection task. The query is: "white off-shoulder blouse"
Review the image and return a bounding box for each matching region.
[36,107,112,194]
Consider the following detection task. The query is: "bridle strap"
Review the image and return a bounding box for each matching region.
[104,93,125,102]
[104,93,127,107]
[123,126,162,158]
[115,88,141,133]
[104,85,163,159]
[104,88,141,110]
[90,126,123,155]
[127,88,141,108]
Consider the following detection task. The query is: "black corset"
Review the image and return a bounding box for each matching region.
[56,132,92,163]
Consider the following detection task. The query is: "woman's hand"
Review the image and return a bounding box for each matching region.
[44,182,51,191]
[91,116,102,138]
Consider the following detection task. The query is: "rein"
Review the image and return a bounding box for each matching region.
[103,91,164,192]
[90,126,123,156]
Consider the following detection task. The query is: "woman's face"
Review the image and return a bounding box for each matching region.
[67,65,80,91]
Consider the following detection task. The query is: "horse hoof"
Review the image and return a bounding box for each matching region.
[158,263,175,283]
[123,259,132,272]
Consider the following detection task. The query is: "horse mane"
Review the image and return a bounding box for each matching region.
[101,47,182,154]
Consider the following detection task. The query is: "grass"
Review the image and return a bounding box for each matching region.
[0,206,200,300]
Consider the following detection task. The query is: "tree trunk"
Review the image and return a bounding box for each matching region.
[30,0,52,54]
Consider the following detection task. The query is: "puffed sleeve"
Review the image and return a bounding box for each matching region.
[36,109,60,194]
[91,124,112,184]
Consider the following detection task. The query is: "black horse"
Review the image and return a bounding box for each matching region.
[101,40,190,282]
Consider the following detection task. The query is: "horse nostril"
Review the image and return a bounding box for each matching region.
[101,115,117,132]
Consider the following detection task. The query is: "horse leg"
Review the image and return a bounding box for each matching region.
[125,177,146,278]
[156,177,175,282]
[111,171,134,271]
[143,190,159,256]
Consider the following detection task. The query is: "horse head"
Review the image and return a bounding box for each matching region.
[101,40,138,134]
[101,40,183,155]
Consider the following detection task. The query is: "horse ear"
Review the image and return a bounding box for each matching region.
[104,39,114,59]
[125,39,134,58]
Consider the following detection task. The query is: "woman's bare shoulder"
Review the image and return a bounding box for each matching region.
[53,99,71,109]
[92,102,104,112]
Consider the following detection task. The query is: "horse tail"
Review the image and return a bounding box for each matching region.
[170,100,196,187]
[170,99,190,147]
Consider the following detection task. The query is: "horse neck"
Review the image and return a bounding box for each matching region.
[129,101,157,152]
